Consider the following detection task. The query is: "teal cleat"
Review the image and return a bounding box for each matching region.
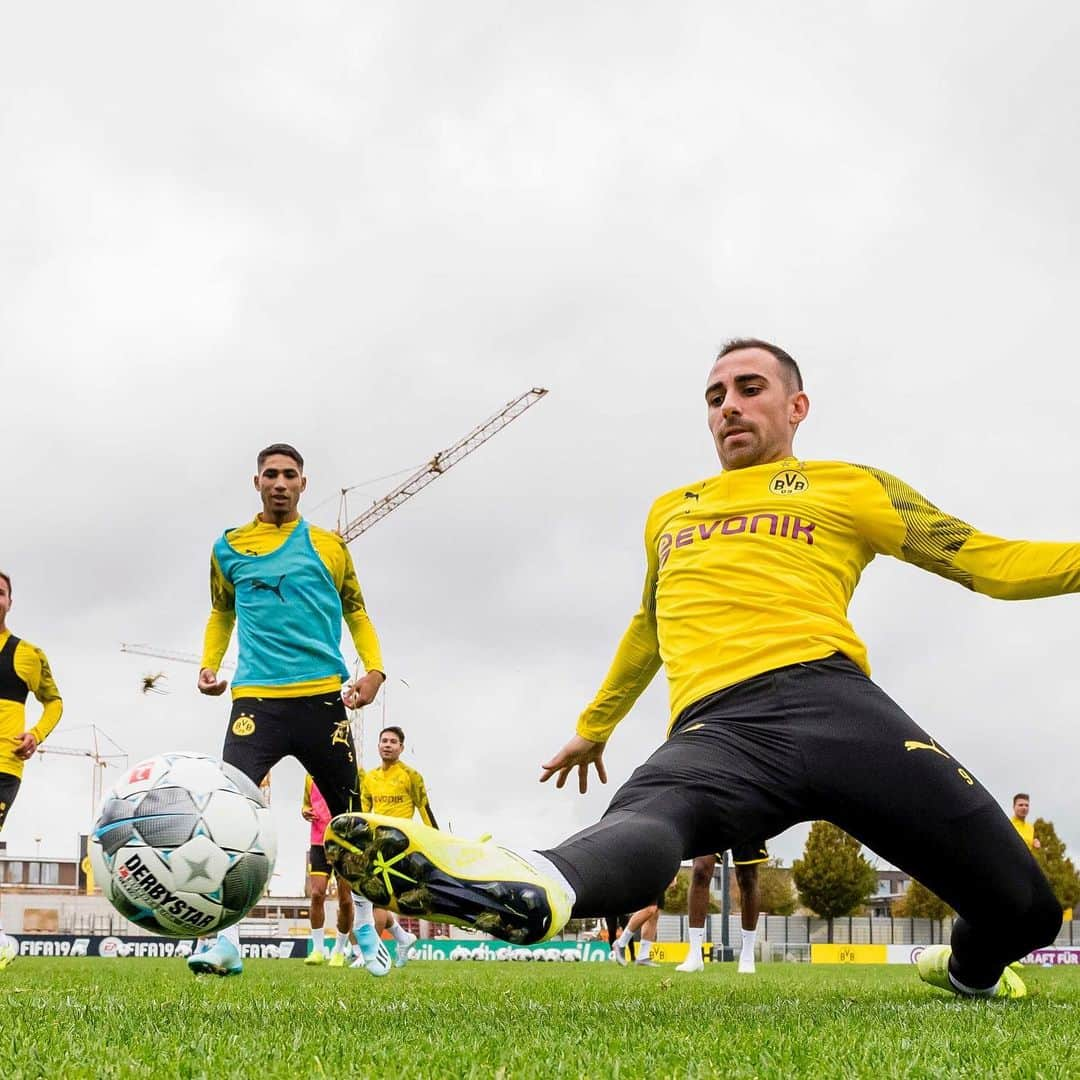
[394,929,418,968]
[353,924,391,977]
[187,937,243,977]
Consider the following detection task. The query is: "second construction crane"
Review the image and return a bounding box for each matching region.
[336,387,547,542]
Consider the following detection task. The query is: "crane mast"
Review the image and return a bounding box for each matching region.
[337,387,547,543]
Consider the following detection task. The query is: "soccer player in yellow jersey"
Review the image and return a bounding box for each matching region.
[0,571,63,835]
[331,340,1068,1000]
[188,443,390,978]
[361,726,438,827]
[353,725,433,966]
[1009,794,1040,852]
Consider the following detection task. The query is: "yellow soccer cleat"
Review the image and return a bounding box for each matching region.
[303,949,326,966]
[325,813,572,945]
[917,945,1027,999]
[328,950,347,968]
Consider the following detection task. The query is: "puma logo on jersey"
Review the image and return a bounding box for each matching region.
[683,491,700,501]
[904,738,950,759]
[250,575,286,601]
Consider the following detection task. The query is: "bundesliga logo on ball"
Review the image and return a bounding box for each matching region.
[90,752,277,937]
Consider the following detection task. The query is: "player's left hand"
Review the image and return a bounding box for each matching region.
[14,732,38,760]
[540,734,608,794]
[343,670,385,709]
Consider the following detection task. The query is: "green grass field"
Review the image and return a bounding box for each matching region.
[0,959,1077,1078]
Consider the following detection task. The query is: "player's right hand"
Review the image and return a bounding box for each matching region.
[301,808,314,822]
[540,734,608,794]
[197,668,229,696]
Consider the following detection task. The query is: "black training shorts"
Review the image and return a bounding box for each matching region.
[222,693,360,817]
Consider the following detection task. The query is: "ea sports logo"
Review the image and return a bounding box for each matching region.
[770,469,809,495]
[232,714,256,737]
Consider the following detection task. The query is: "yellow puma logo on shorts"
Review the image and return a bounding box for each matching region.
[903,738,949,759]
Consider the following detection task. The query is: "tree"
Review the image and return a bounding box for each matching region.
[892,878,953,920]
[1033,818,1080,910]
[792,821,878,940]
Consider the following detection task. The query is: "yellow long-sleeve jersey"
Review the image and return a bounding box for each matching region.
[200,516,384,699]
[0,630,63,778]
[578,458,1080,742]
[1011,817,1036,851]
[361,761,437,828]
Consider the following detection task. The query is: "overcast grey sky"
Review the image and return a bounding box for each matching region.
[3,3,1079,895]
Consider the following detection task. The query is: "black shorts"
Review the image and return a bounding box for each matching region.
[0,772,20,832]
[731,842,768,866]
[309,844,330,877]
[222,693,360,817]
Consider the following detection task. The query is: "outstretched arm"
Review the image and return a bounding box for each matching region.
[855,466,1080,598]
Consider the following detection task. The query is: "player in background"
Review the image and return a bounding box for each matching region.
[353,725,433,966]
[190,444,389,978]
[610,898,661,967]
[676,846,767,975]
[302,773,356,967]
[603,912,635,962]
[0,570,63,957]
[331,340,1069,1000]
[1009,794,1041,852]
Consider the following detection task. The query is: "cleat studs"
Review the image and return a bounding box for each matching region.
[396,886,432,914]
[373,827,409,858]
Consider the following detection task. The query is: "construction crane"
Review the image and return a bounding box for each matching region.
[336,387,548,542]
[120,644,235,670]
[35,724,128,818]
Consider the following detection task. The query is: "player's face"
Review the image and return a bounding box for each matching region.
[254,454,306,522]
[705,348,809,471]
[1013,798,1030,820]
[0,579,10,627]
[378,732,403,764]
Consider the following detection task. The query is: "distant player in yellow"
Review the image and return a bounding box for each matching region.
[361,726,438,827]
[0,569,63,964]
[0,571,63,835]
[1009,794,1040,852]
[353,726,433,967]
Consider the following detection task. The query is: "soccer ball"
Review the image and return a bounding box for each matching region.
[90,752,276,938]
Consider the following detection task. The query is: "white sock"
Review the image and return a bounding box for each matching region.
[615,929,634,950]
[687,926,704,958]
[390,921,412,944]
[949,972,999,997]
[523,850,577,908]
[333,932,350,955]
[740,928,757,963]
[218,924,240,948]
[351,895,374,925]
[638,939,654,962]
[310,928,325,953]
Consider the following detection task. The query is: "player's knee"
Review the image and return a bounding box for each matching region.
[692,866,712,888]
[1021,879,1063,949]
[310,876,328,900]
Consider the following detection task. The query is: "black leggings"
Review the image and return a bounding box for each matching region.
[542,655,1060,988]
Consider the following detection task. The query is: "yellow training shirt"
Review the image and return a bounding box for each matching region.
[0,630,63,779]
[578,459,1080,741]
[201,517,384,699]
[1010,817,1036,851]
[361,761,437,828]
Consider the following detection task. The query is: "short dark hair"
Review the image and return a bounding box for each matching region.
[380,726,405,744]
[257,443,304,470]
[717,338,803,391]
[1013,793,1030,804]
[0,571,10,597]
